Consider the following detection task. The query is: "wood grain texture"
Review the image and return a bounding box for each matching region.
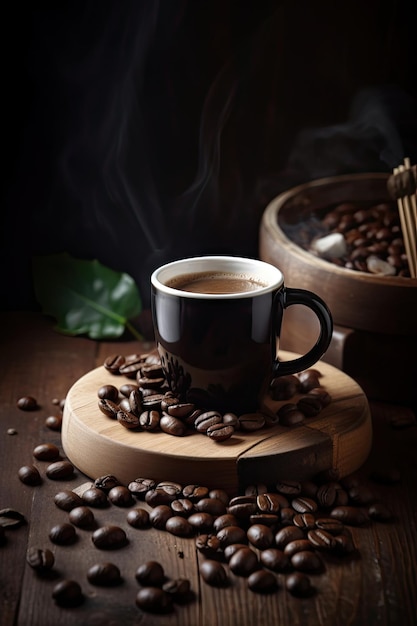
[61,352,371,494]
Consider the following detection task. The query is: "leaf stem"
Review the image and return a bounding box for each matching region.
[125,320,144,341]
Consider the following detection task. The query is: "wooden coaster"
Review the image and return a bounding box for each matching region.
[61,352,372,495]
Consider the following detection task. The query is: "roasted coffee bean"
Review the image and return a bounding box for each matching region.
[136,587,173,613]
[249,513,279,527]
[291,497,318,513]
[119,383,139,398]
[188,512,214,531]
[194,410,222,433]
[285,572,313,596]
[135,560,165,586]
[297,369,321,392]
[141,394,165,411]
[94,475,121,492]
[52,580,84,607]
[0,509,26,529]
[217,525,247,548]
[239,413,266,431]
[208,489,230,505]
[149,505,173,529]
[260,548,289,572]
[257,493,283,515]
[166,402,195,418]
[245,483,268,496]
[284,539,313,557]
[160,414,187,436]
[145,488,176,507]
[128,477,156,498]
[269,375,300,400]
[98,384,119,402]
[162,577,191,601]
[170,498,194,517]
[228,547,259,577]
[26,547,55,572]
[82,487,110,508]
[291,550,323,572]
[348,484,375,505]
[195,534,221,556]
[49,523,77,545]
[137,376,165,390]
[315,517,345,534]
[141,363,164,379]
[87,562,122,586]
[223,543,248,561]
[293,513,316,530]
[183,408,204,427]
[308,387,332,407]
[330,506,369,526]
[222,412,239,428]
[128,389,143,416]
[119,398,132,412]
[165,516,193,537]
[156,481,183,497]
[247,524,274,550]
[212,513,238,532]
[277,403,305,426]
[54,490,84,511]
[200,560,228,587]
[206,423,234,441]
[17,396,38,411]
[316,483,337,508]
[334,530,356,554]
[182,484,209,501]
[247,569,277,593]
[127,508,150,529]
[307,528,337,550]
[280,507,296,526]
[45,415,62,431]
[195,497,227,516]
[297,395,322,417]
[119,358,144,379]
[33,443,60,462]
[117,408,140,429]
[276,480,302,496]
[368,502,394,522]
[69,506,95,529]
[300,481,318,498]
[18,465,42,486]
[46,460,75,480]
[275,525,304,549]
[108,486,135,507]
[92,525,127,549]
[139,410,160,430]
[104,354,125,374]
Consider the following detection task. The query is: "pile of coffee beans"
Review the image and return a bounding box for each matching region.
[99,353,332,440]
[282,200,411,277]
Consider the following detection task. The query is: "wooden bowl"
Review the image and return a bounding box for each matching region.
[259,173,417,408]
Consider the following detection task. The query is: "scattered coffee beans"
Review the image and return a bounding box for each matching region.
[92,525,127,550]
[26,547,55,572]
[17,396,38,411]
[52,580,84,607]
[18,465,42,486]
[33,443,60,462]
[87,562,122,586]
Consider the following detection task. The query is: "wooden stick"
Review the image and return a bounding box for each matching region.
[396,160,417,278]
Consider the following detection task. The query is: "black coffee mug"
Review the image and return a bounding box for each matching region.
[151,256,333,414]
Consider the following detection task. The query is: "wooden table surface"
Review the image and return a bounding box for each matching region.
[1,312,416,626]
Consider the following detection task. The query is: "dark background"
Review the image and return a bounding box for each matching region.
[2,0,416,310]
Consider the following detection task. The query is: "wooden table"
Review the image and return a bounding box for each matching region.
[1,312,416,626]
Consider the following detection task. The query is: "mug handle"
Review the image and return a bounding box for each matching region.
[271,287,333,376]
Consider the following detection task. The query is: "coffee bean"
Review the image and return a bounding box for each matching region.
[104,354,125,374]
[316,483,337,508]
[200,560,228,587]
[194,411,222,433]
[249,513,279,527]
[285,572,313,596]
[82,487,110,508]
[182,484,209,501]
[165,516,193,537]
[308,387,332,407]
[128,477,156,499]
[307,528,337,551]
[195,534,221,556]
[135,587,173,613]
[247,569,277,593]
[297,369,322,392]
[45,415,62,431]
[245,483,268,496]
[315,517,344,534]
[275,526,304,549]
[135,560,165,586]
[206,423,234,441]
[330,506,369,526]
[162,577,191,601]
[145,488,176,507]
[188,512,214,531]
[293,513,316,530]
[228,547,259,577]
[127,508,150,529]
[87,562,122,586]
[276,480,302,496]
[280,507,296,526]
[18,465,42,486]
[17,396,38,411]
[256,493,283,514]
[269,375,300,400]
[284,539,313,557]
[217,525,247,548]
[222,412,239,428]
[139,410,160,430]
[195,497,227,516]
[291,497,318,513]
[291,550,323,572]
[119,398,132,412]
[166,402,195,419]
[156,481,183,497]
[98,385,119,402]
[238,413,266,431]
[0,509,26,529]
[119,358,144,379]
[108,486,135,507]
[277,403,305,426]
[171,498,194,517]
[26,547,55,572]
[92,525,127,549]
[128,389,143,416]
[208,489,230,505]
[52,580,84,607]
[46,460,75,480]
[33,443,60,462]
[119,383,139,397]
[94,475,121,493]
[368,502,394,522]
[260,548,289,572]
[49,523,77,545]
[149,505,174,529]
[334,530,356,555]
[247,524,274,550]
[54,490,84,511]
[160,414,187,436]
[117,408,140,429]
[297,395,322,417]
[68,506,95,529]
[223,543,248,560]
[348,484,375,505]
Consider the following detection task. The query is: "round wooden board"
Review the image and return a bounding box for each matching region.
[61,352,372,495]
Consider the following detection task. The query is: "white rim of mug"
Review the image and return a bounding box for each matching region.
[151,255,284,299]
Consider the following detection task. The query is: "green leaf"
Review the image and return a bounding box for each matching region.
[32,253,143,340]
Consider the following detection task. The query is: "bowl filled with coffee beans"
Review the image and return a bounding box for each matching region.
[259,172,417,409]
